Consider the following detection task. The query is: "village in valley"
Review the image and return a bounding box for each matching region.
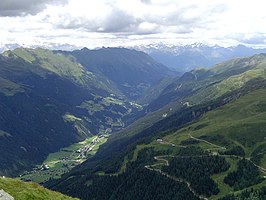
[19,134,109,183]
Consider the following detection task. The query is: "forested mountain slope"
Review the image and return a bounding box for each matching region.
[48,54,266,199]
[63,47,176,100]
[0,47,171,176]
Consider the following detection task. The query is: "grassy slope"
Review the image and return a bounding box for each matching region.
[111,54,266,141]
[6,48,117,94]
[108,88,266,199]
[12,48,85,78]
[148,54,266,112]
[64,54,266,177]
[0,48,145,178]
[137,76,176,105]
[151,88,266,198]
[49,54,266,199]
[0,77,24,96]
[0,178,78,200]
[126,55,266,149]
[165,88,266,156]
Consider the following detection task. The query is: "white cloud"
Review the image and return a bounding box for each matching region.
[0,0,266,49]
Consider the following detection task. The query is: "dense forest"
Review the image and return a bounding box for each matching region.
[223,146,245,157]
[224,159,263,190]
[220,186,266,200]
[54,148,199,200]
[163,156,230,197]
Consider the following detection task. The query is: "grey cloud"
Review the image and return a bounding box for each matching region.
[228,33,266,45]
[242,36,266,45]
[53,2,227,37]
[99,8,138,32]
[140,0,151,4]
[56,7,139,33]
[55,8,197,35]
[0,0,68,16]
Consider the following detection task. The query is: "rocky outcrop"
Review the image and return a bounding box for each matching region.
[0,189,14,200]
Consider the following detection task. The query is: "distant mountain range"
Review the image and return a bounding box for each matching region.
[3,43,266,73]
[134,43,266,72]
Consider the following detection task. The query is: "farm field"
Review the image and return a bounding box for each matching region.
[19,135,109,183]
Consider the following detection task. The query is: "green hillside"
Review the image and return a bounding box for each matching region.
[2,48,266,199]
[165,88,266,156]
[0,177,78,200]
[48,54,266,200]
[0,47,164,176]
[116,88,266,199]
[5,48,117,93]
[113,54,266,141]
[100,54,266,154]
[51,87,266,200]
[12,48,84,77]
[160,88,266,199]
[148,54,266,111]
[67,47,176,100]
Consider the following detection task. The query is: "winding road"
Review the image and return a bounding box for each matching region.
[188,134,226,150]
[188,134,266,173]
[145,156,208,200]
[144,134,266,199]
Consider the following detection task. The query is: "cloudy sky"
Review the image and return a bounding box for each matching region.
[0,0,266,49]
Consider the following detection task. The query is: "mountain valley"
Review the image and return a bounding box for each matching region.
[2,1,266,199]
[1,47,266,200]
[46,53,266,200]
[0,47,174,177]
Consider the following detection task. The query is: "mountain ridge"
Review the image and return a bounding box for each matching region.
[61,47,177,100]
[134,43,266,72]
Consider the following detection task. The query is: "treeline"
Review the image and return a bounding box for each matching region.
[199,135,231,148]
[180,139,200,145]
[177,146,207,156]
[163,156,230,197]
[224,159,263,190]
[52,148,199,200]
[223,146,245,157]
[251,143,266,166]
[220,186,266,200]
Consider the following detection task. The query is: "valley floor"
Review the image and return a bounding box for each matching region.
[19,135,109,183]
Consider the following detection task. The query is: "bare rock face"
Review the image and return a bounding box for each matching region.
[0,189,14,200]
